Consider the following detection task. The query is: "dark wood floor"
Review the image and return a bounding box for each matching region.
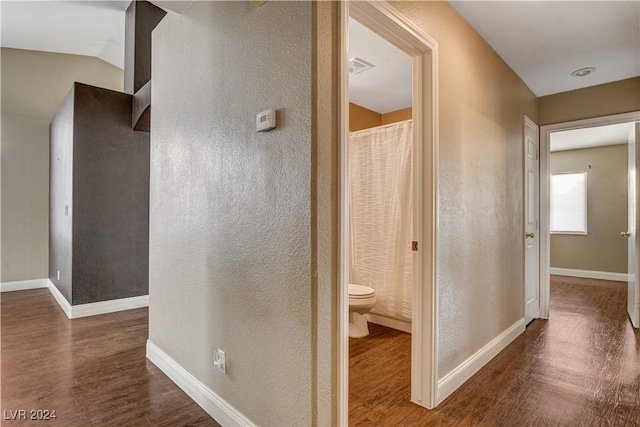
[350,275,640,426]
[1,289,220,427]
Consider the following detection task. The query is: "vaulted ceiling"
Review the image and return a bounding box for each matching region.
[1,1,129,69]
[0,1,191,70]
[1,1,638,112]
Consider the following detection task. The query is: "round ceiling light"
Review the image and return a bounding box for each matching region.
[570,67,596,77]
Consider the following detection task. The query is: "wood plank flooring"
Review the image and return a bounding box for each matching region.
[1,289,220,427]
[349,275,640,426]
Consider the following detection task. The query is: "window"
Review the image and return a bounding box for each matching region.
[551,172,587,234]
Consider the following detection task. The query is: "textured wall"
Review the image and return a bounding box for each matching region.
[71,83,149,304]
[1,48,123,282]
[551,145,628,273]
[49,87,75,302]
[390,1,538,378]
[539,77,640,126]
[48,83,150,305]
[149,2,313,425]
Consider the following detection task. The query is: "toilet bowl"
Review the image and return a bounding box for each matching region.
[348,284,377,338]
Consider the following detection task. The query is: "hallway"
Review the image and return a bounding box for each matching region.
[349,275,640,426]
[0,289,219,426]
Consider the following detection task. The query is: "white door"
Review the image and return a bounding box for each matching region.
[524,116,540,325]
[627,123,640,328]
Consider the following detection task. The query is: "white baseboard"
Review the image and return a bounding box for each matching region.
[146,340,255,427]
[1,278,49,292]
[69,294,149,318]
[47,280,73,318]
[437,318,525,405]
[366,313,412,333]
[46,280,149,319]
[550,267,628,282]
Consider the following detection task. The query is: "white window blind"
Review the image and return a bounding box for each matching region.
[551,172,587,234]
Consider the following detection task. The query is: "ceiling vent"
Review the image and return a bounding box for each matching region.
[570,67,596,77]
[349,57,375,74]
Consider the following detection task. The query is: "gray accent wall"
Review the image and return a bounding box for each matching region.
[124,0,166,95]
[49,83,149,305]
[72,83,150,304]
[149,2,313,425]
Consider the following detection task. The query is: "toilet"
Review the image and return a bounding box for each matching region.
[348,284,377,338]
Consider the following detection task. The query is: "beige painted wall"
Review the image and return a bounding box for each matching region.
[550,145,627,273]
[1,48,123,282]
[382,107,412,125]
[349,102,412,131]
[149,2,315,425]
[390,1,538,378]
[350,102,381,131]
[539,77,640,126]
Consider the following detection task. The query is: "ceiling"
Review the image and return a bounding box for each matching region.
[348,18,412,114]
[550,122,634,152]
[0,1,191,70]
[1,1,638,107]
[1,1,129,69]
[449,1,640,97]
[350,1,640,112]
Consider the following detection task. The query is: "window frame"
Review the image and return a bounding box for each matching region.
[550,170,588,235]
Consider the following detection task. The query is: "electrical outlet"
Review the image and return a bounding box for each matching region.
[213,349,226,374]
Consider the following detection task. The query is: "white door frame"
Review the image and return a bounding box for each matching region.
[539,111,640,318]
[339,1,439,424]
[523,115,540,324]
[628,123,640,328]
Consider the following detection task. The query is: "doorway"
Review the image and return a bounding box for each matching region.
[339,2,439,424]
[347,11,414,423]
[539,112,640,325]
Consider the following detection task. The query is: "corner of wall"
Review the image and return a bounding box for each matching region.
[311,1,341,425]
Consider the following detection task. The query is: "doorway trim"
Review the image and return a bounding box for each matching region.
[539,111,640,318]
[339,1,439,424]
[523,115,540,324]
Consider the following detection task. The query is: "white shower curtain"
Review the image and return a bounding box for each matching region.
[349,120,413,321]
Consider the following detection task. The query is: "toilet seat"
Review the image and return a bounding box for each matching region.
[348,284,376,338]
[349,284,375,298]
